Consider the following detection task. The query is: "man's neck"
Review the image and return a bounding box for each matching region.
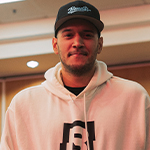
[60,67,95,87]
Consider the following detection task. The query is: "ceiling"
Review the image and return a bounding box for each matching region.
[0,0,149,24]
[0,0,150,78]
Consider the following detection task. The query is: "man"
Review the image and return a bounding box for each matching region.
[1,1,150,150]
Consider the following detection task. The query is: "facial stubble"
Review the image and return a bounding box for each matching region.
[57,45,99,76]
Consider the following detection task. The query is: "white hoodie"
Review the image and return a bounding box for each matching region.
[1,61,150,150]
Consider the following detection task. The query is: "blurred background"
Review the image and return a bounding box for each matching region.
[0,0,150,139]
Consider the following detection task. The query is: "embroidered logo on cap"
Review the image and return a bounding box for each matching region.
[68,6,91,14]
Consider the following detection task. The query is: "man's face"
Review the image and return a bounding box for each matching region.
[52,19,103,76]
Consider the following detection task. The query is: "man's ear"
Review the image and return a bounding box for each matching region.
[52,37,58,54]
[97,37,103,54]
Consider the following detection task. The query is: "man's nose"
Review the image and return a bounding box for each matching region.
[72,34,84,48]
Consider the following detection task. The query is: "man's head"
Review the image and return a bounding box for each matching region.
[52,1,104,77]
[54,0,104,38]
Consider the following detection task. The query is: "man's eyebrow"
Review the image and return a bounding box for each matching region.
[61,29,95,34]
[61,29,73,33]
[83,30,95,33]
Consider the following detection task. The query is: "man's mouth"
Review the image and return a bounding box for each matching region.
[68,51,88,57]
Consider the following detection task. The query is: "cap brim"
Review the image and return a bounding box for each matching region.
[55,15,104,33]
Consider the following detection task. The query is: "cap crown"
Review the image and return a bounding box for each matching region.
[54,0,104,37]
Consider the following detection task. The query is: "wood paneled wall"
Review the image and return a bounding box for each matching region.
[110,65,150,94]
[5,77,45,110]
[0,82,2,137]
[0,76,45,139]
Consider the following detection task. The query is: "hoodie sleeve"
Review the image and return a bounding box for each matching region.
[0,107,18,150]
[145,101,150,150]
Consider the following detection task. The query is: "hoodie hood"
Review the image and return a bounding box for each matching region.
[42,60,113,100]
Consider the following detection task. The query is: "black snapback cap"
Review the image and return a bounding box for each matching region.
[54,0,104,37]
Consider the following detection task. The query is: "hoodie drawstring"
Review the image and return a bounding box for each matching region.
[69,93,90,149]
[84,93,90,150]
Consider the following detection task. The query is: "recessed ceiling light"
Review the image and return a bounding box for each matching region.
[27,61,39,69]
[0,0,25,4]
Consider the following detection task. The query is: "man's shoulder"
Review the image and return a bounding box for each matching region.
[18,84,44,95]
[11,84,46,104]
[111,76,147,93]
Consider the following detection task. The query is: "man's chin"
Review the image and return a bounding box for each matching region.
[66,64,91,76]
[69,64,85,70]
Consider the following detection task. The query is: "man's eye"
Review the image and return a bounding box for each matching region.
[64,33,73,38]
[86,34,91,37]
[85,33,93,38]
